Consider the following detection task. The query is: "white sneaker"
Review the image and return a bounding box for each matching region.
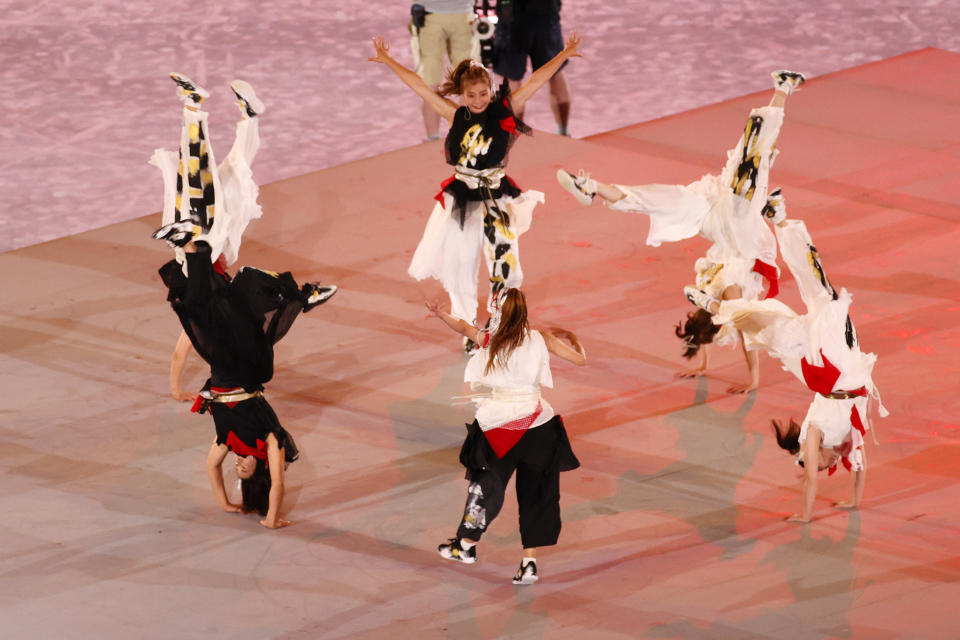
[170,72,209,105]
[512,560,539,585]
[557,169,597,206]
[438,538,477,564]
[302,283,337,311]
[771,70,806,95]
[683,286,717,311]
[230,80,265,117]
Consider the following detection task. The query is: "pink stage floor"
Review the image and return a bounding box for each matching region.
[2,49,959,638]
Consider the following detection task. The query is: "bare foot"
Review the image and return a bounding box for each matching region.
[260,518,292,529]
[833,501,858,511]
[786,513,811,524]
[677,367,706,379]
[726,382,758,395]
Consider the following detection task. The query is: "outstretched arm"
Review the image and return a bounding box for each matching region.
[206,441,241,513]
[368,35,458,123]
[511,32,582,113]
[260,433,291,529]
[425,300,482,344]
[541,327,587,366]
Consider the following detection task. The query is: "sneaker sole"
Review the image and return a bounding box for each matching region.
[556,169,593,206]
[439,549,477,564]
[230,80,265,116]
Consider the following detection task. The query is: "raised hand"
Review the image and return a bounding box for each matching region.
[368,35,392,64]
[425,300,444,317]
[562,31,583,58]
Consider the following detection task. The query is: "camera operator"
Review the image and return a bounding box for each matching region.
[493,0,572,136]
[411,1,476,141]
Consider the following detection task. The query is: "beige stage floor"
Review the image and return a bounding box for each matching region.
[2,49,959,639]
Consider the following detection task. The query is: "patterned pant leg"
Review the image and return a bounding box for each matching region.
[776,219,857,347]
[725,106,784,204]
[176,108,219,229]
[482,202,522,314]
[455,467,509,542]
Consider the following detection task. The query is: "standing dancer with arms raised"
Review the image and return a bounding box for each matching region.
[369,32,582,348]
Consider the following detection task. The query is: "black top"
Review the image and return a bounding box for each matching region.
[159,243,306,391]
[441,84,531,224]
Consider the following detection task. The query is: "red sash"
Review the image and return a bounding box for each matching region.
[483,403,543,458]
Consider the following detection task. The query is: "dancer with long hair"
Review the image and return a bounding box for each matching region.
[558,71,807,392]
[369,32,581,347]
[153,75,336,528]
[426,288,584,583]
[684,204,887,522]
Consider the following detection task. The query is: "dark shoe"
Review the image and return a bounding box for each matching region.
[512,560,539,585]
[230,79,265,117]
[170,72,209,105]
[438,538,477,564]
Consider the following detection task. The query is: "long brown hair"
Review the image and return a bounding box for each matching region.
[771,418,802,455]
[485,288,529,374]
[675,308,721,359]
[439,59,492,97]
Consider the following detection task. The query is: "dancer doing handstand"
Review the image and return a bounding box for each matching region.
[153,75,336,528]
[684,202,887,522]
[558,71,807,393]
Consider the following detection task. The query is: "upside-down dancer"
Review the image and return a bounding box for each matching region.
[558,71,807,393]
[152,75,337,528]
[684,201,888,522]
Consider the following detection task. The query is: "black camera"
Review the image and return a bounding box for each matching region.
[474,0,498,68]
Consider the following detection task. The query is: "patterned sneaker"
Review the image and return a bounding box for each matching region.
[683,286,718,312]
[301,283,337,312]
[761,187,786,224]
[556,169,597,206]
[152,219,203,247]
[170,72,209,105]
[771,70,806,95]
[230,80,265,117]
[512,560,539,585]
[438,538,477,564]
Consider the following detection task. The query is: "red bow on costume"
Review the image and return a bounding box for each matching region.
[226,432,268,461]
[435,175,456,205]
[800,350,842,395]
[499,116,517,136]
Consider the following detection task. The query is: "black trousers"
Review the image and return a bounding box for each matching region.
[456,416,577,549]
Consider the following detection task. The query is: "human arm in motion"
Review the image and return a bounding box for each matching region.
[368,35,458,123]
[540,327,587,366]
[510,32,583,113]
[260,433,291,529]
[205,441,242,513]
[425,300,483,345]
